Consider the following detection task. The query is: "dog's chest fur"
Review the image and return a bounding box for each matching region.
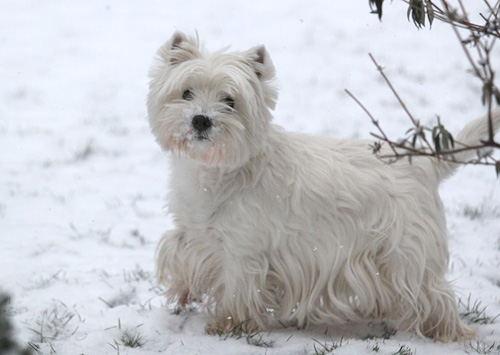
[169,146,287,253]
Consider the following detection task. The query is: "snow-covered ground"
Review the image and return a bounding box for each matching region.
[1,1,499,354]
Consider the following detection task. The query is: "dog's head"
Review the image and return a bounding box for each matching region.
[147,31,278,168]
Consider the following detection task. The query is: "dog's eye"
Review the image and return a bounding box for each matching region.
[221,96,235,109]
[182,90,194,101]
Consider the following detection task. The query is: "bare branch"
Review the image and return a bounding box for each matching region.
[356,0,499,173]
[368,54,418,127]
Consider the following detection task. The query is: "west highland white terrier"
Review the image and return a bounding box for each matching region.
[148,31,500,341]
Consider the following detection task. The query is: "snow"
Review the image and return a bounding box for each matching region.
[1,1,499,354]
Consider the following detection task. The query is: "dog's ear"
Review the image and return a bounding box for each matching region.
[170,31,188,50]
[158,31,200,65]
[245,45,278,110]
[247,45,276,82]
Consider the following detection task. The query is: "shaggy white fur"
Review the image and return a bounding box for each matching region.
[147,31,500,341]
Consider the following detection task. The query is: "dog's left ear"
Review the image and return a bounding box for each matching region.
[247,45,276,82]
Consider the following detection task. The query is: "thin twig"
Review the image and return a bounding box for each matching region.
[345,89,398,156]
[368,53,418,127]
[368,53,436,152]
[441,1,484,79]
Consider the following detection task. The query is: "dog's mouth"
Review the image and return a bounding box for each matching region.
[194,134,209,141]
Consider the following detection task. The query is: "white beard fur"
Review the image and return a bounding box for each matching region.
[148,31,500,342]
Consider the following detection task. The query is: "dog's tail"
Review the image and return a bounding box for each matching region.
[432,108,500,181]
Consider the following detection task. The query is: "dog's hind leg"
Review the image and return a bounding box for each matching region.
[416,275,476,342]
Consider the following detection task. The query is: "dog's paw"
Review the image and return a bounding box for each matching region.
[168,286,192,313]
[177,288,190,307]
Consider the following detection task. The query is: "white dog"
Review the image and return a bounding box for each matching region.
[148,31,500,341]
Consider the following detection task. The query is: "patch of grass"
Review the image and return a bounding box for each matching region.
[364,321,397,340]
[215,321,274,348]
[28,301,80,343]
[69,224,112,244]
[459,294,499,325]
[110,319,146,350]
[72,140,95,162]
[212,320,247,338]
[33,270,67,289]
[120,329,145,348]
[393,345,415,355]
[463,205,484,220]
[98,288,136,308]
[246,332,274,348]
[108,340,121,355]
[381,322,397,339]
[462,200,499,221]
[27,341,42,354]
[130,229,147,246]
[138,298,155,312]
[311,337,345,355]
[123,265,151,283]
[467,340,500,354]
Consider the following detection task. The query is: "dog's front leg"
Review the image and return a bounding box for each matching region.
[205,254,268,335]
[155,229,191,307]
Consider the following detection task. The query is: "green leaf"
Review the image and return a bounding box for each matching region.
[448,132,454,148]
[369,0,385,20]
[432,126,439,142]
[493,86,500,105]
[426,0,434,27]
[442,132,450,151]
[481,83,489,105]
[411,132,418,147]
[434,133,441,153]
[432,119,455,154]
[481,81,499,106]
[419,129,426,141]
[408,0,426,28]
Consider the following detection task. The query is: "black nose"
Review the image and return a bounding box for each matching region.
[192,115,212,132]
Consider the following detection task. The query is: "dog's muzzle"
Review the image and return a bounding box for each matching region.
[192,115,212,134]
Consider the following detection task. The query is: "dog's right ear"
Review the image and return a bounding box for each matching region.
[246,45,278,110]
[246,45,276,82]
[157,31,200,65]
